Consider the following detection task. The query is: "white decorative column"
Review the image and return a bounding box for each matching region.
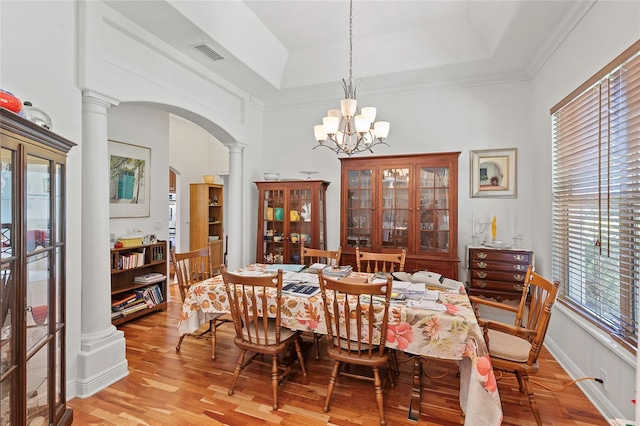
[76,91,128,397]
[226,142,246,270]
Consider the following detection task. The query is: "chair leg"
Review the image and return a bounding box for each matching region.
[271,354,279,410]
[323,361,341,413]
[176,335,186,352]
[389,349,400,376]
[515,371,526,392]
[228,349,246,396]
[521,372,542,426]
[294,337,307,377]
[373,366,387,426]
[314,334,320,360]
[210,319,217,360]
[386,359,395,388]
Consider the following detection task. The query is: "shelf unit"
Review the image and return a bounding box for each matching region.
[1,113,74,425]
[340,152,460,278]
[189,183,224,271]
[256,180,329,265]
[110,241,168,325]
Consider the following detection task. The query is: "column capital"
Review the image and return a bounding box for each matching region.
[82,90,120,108]
[224,141,248,154]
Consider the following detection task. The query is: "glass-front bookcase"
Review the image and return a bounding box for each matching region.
[1,113,74,426]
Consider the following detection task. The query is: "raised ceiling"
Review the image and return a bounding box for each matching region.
[103,0,593,108]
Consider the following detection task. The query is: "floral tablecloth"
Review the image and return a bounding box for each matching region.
[177,264,502,425]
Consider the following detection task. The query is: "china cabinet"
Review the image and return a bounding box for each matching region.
[1,113,74,425]
[468,247,534,301]
[256,180,329,265]
[340,152,460,279]
[189,183,224,271]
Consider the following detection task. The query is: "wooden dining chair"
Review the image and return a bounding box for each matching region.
[355,247,406,274]
[221,265,307,411]
[300,246,342,267]
[317,271,395,426]
[300,246,342,359]
[171,246,228,359]
[469,265,560,425]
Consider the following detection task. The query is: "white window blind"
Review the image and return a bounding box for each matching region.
[551,41,640,349]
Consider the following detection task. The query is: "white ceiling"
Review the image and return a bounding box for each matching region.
[103,0,593,108]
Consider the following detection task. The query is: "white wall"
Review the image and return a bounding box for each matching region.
[1,0,84,392]
[263,81,534,281]
[108,105,170,245]
[531,0,640,421]
[168,114,229,253]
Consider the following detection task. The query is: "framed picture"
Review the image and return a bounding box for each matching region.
[470,148,517,198]
[109,140,151,217]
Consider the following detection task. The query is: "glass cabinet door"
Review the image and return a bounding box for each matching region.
[418,166,451,253]
[261,187,285,263]
[345,168,372,249]
[380,166,410,250]
[1,147,16,426]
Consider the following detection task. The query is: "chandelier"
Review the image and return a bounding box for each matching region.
[313,0,390,156]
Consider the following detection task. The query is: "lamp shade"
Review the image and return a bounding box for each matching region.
[361,107,377,123]
[355,115,370,133]
[314,124,327,142]
[374,121,390,139]
[340,98,357,118]
[323,116,340,135]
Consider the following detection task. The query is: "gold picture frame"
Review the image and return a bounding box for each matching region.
[470,148,517,198]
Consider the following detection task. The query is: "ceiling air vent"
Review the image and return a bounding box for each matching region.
[190,43,225,62]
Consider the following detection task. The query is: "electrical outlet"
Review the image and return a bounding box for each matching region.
[600,368,607,390]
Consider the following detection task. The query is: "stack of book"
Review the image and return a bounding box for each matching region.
[321,265,353,278]
[133,272,166,284]
[110,283,165,320]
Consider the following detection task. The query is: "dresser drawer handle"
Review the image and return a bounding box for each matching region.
[512,254,525,261]
[513,264,526,271]
[477,252,488,259]
[477,272,487,279]
[513,284,523,291]
[477,262,487,268]
[513,274,524,281]
[477,281,487,288]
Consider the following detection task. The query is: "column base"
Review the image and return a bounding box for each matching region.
[74,327,128,398]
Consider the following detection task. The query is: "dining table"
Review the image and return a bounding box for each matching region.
[177,264,503,425]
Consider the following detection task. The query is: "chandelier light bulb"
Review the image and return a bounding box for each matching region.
[314,125,327,143]
[361,107,376,123]
[340,98,357,118]
[355,114,370,133]
[323,116,339,135]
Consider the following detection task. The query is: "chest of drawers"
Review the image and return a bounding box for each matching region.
[468,247,533,301]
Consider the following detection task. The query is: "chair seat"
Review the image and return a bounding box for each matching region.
[486,329,532,362]
[327,344,389,366]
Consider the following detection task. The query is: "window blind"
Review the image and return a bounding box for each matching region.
[552,41,640,349]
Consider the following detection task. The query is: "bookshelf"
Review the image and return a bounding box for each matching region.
[110,240,168,325]
[189,183,224,271]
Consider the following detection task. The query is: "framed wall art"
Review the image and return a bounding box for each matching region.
[470,148,517,198]
[109,140,151,217]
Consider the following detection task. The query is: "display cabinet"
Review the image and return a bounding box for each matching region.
[1,113,74,425]
[468,247,534,301]
[256,180,329,265]
[340,152,460,279]
[189,183,224,271]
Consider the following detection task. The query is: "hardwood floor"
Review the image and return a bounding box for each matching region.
[68,285,608,425]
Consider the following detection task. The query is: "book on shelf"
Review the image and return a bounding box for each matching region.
[111,293,138,308]
[321,265,353,278]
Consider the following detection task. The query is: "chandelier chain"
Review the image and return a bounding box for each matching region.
[348,0,353,88]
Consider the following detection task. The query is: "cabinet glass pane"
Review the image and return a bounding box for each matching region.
[27,251,50,352]
[27,156,50,252]
[55,331,62,411]
[419,167,450,253]
[27,342,49,424]
[288,188,310,263]
[1,148,13,257]
[55,163,63,244]
[1,260,15,375]
[1,375,13,425]
[346,170,372,248]
[381,167,410,249]
[262,189,285,263]
[55,247,62,328]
